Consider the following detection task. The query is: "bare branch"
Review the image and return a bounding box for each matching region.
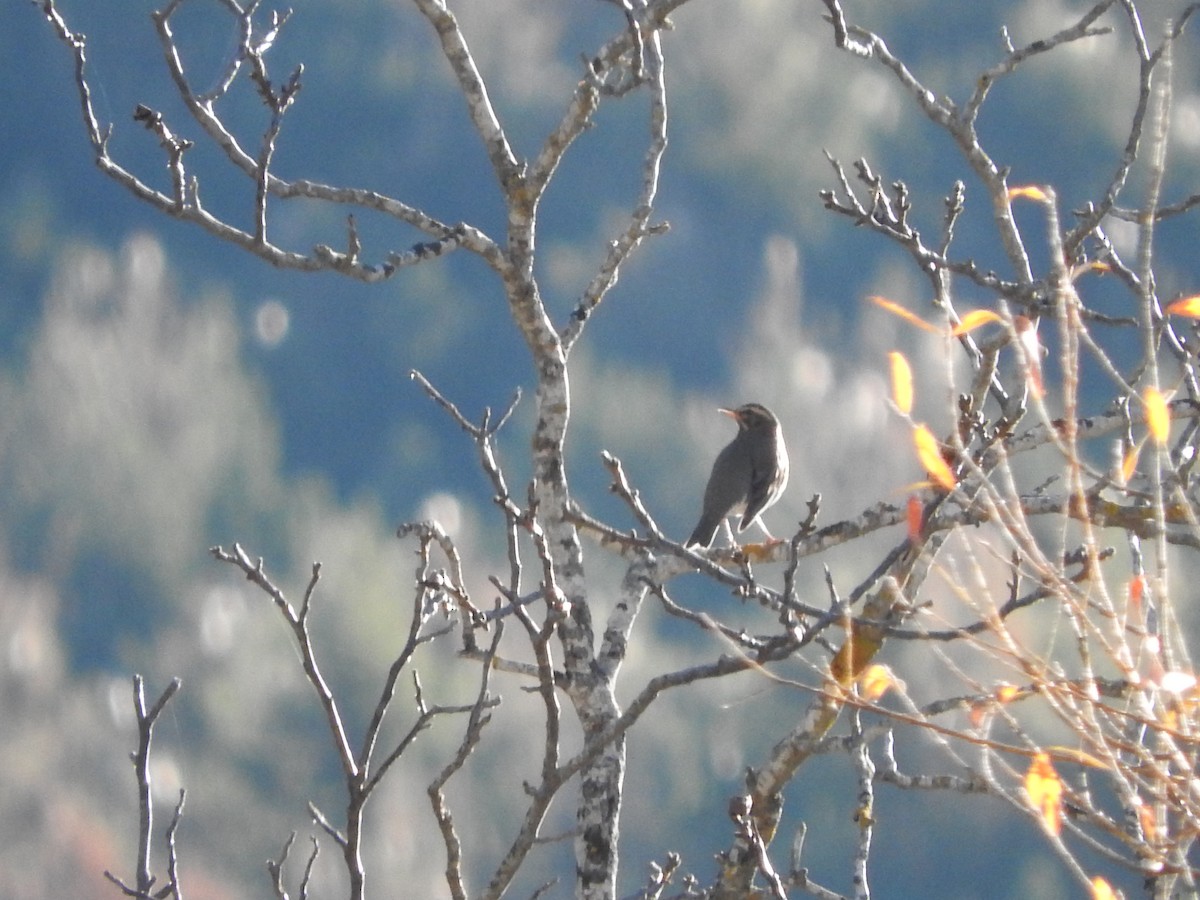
[210,545,359,780]
[429,622,504,900]
[103,676,184,900]
[409,0,521,191]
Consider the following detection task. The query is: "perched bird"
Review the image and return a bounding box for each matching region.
[686,403,789,548]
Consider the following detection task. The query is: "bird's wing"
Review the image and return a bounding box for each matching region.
[740,434,781,529]
[705,440,749,514]
[690,440,746,539]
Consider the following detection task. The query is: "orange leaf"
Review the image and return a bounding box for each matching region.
[967,702,988,729]
[858,664,897,701]
[906,495,923,541]
[1144,387,1169,445]
[995,683,1019,704]
[1135,799,1158,842]
[828,623,883,688]
[1025,752,1062,835]
[1071,260,1110,279]
[888,351,914,415]
[970,684,1018,727]
[1091,877,1116,900]
[950,309,1003,336]
[1008,184,1052,203]
[869,295,940,333]
[1165,295,1200,317]
[1129,575,1144,611]
[913,425,956,492]
[1121,440,1142,484]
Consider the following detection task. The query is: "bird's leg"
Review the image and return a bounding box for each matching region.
[750,517,783,546]
[719,518,737,547]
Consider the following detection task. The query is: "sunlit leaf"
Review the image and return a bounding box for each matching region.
[829,624,883,689]
[906,495,923,541]
[1159,670,1197,695]
[969,683,1016,728]
[868,295,940,333]
[1026,758,1063,835]
[1025,752,1062,836]
[950,309,1003,336]
[1129,575,1144,611]
[1121,440,1142,485]
[1144,387,1170,445]
[995,683,1019,704]
[854,803,876,829]
[967,702,987,729]
[1091,876,1117,900]
[1135,799,1158,842]
[1008,184,1052,203]
[858,664,898,701]
[913,425,956,492]
[888,351,914,415]
[1071,260,1110,279]
[1165,295,1200,318]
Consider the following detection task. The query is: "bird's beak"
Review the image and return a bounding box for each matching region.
[718,407,740,421]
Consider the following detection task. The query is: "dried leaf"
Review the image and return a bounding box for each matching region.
[995,683,1019,704]
[888,351,914,415]
[854,803,876,829]
[970,684,1019,728]
[829,623,882,688]
[869,295,940,333]
[1071,260,1110,279]
[1120,440,1142,485]
[1159,670,1197,695]
[950,309,1003,336]
[913,425,956,492]
[967,703,988,729]
[1025,752,1062,835]
[858,664,897,701]
[1144,387,1169,445]
[1008,184,1051,203]
[1135,799,1158,842]
[1129,575,1144,610]
[906,494,923,541]
[1165,295,1200,318]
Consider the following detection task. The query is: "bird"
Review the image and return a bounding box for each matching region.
[686,403,789,548]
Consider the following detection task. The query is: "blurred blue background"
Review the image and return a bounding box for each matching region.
[3,1,1198,897]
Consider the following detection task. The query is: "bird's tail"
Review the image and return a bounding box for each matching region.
[686,517,719,548]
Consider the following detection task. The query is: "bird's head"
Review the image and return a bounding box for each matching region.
[720,403,779,431]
